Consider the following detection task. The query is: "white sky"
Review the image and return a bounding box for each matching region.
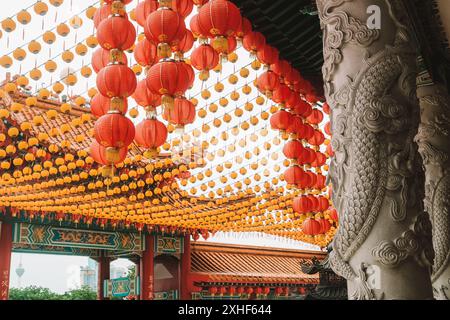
[2,0,325,292]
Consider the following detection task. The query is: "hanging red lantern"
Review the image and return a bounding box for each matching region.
[272,83,292,106]
[190,44,219,81]
[172,0,193,18]
[135,0,158,27]
[162,97,195,128]
[284,166,304,185]
[178,60,195,89]
[219,286,227,296]
[146,60,191,107]
[305,93,318,104]
[307,109,324,125]
[255,287,263,295]
[318,218,331,234]
[134,39,158,67]
[198,0,241,53]
[91,94,128,118]
[324,122,331,136]
[293,196,311,214]
[97,16,136,51]
[304,172,318,189]
[236,17,252,40]
[256,71,279,98]
[270,109,292,131]
[189,14,208,39]
[302,124,315,140]
[317,196,330,212]
[246,287,254,295]
[308,130,325,146]
[285,68,301,86]
[302,218,321,235]
[144,7,186,58]
[329,208,338,222]
[287,116,304,136]
[97,64,137,98]
[283,140,304,160]
[237,287,245,295]
[311,152,327,167]
[286,92,301,110]
[229,287,236,295]
[263,287,271,295]
[90,140,128,165]
[134,118,167,150]
[209,286,218,296]
[322,102,331,115]
[314,174,326,190]
[275,287,283,296]
[133,79,161,108]
[94,113,135,148]
[326,143,334,157]
[292,100,312,117]
[256,44,279,66]
[271,59,291,79]
[92,47,128,73]
[173,29,194,58]
[93,4,112,28]
[242,31,266,56]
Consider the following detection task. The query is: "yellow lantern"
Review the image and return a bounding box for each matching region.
[50,0,64,7]
[13,48,26,61]
[38,88,50,99]
[17,10,31,25]
[4,82,16,94]
[0,55,13,68]
[62,50,74,63]
[69,16,83,29]
[30,68,42,81]
[28,40,41,54]
[16,76,29,87]
[8,127,19,137]
[34,1,49,15]
[44,60,57,73]
[86,35,98,48]
[64,73,77,86]
[60,103,71,113]
[251,59,261,70]
[43,31,56,44]
[86,6,97,20]
[53,82,64,94]
[214,82,224,92]
[57,23,70,37]
[10,103,23,113]
[1,18,16,32]
[228,74,238,85]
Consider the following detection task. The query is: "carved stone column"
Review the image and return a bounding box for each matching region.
[316,0,434,299]
[415,59,450,300]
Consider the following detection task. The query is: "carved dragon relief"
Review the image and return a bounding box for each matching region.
[317,0,431,299]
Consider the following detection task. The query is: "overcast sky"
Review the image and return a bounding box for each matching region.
[2,0,323,293]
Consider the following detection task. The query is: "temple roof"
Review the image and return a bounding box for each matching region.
[191,242,325,284]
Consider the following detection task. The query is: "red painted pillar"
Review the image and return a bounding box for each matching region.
[140,234,154,300]
[0,221,12,300]
[180,235,191,300]
[97,254,110,300]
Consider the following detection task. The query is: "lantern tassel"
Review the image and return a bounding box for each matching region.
[158,43,172,59]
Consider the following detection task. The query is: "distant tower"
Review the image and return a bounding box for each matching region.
[15,255,25,288]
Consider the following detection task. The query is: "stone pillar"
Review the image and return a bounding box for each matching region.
[140,234,154,300]
[415,59,450,300]
[97,254,110,300]
[180,235,191,300]
[0,221,12,300]
[316,0,434,299]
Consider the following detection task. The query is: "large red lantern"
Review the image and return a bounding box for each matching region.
[162,97,195,128]
[256,71,279,98]
[307,109,324,125]
[134,118,167,150]
[308,130,325,146]
[135,0,158,27]
[144,8,186,58]
[273,84,292,106]
[293,196,311,214]
[173,29,194,57]
[270,109,292,131]
[92,47,128,73]
[271,59,291,79]
[134,39,158,67]
[189,14,208,39]
[236,17,252,39]
[91,93,129,118]
[179,60,195,89]
[287,116,304,136]
[242,31,266,56]
[256,44,279,66]
[318,218,331,234]
[133,79,161,108]
[292,100,312,117]
[198,0,241,53]
[283,140,304,160]
[90,140,128,165]
[97,64,137,98]
[329,208,338,222]
[97,16,136,51]
[284,166,304,185]
[172,0,193,18]
[146,60,191,107]
[209,286,218,296]
[94,113,135,148]
[190,44,219,81]
[302,218,321,235]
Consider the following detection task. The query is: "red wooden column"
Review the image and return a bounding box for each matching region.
[180,234,191,300]
[0,221,13,300]
[140,234,154,300]
[97,254,110,300]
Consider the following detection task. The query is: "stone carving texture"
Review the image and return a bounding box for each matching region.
[317,0,433,299]
[415,68,450,300]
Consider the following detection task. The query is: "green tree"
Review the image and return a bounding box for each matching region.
[62,286,97,300]
[127,264,136,279]
[9,286,60,300]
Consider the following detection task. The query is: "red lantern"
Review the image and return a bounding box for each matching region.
[179,60,195,89]
[305,93,318,104]
[134,39,158,67]
[270,109,292,131]
[135,118,168,150]
[97,64,137,98]
[257,44,279,66]
[307,109,324,125]
[287,116,303,135]
[237,287,245,295]
[263,287,271,295]
[315,174,326,190]
[209,286,218,296]
[198,0,241,52]
[146,60,191,105]
[144,8,186,58]
[91,94,129,118]
[272,84,292,106]
[189,14,208,39]
[256,71,279,98]
[219,286,227,296]
[307,195,319,212]
[284,166,304,185]
[135,0,158,27]
[246,287,254,295]
[293,196,311,214]
[97,16,136,51]
[285,68,301,86]
[92,47,128,73]
[292,100,312,117]
[133,79,161,108]
[242,31,266,55]
[90,140,128,165]
[271,60,291,78]
[172,0,194,18]
[329,208,338,221]
[318,218,331,234]
[308,130,325,146]
[173,29,194,56]
[302,218,321,235]
[326,143,334,157]
[190,44,219,80]
[317,196,330,212]
[163,97,195,127]
[255,287,263,295]
[275,287,283,295]
[94,113,135,148]
[229,287,236,295]
[322,102,331,114]
[311,152,327,167]
[283,140,304,160]
[236,17,252,39]
[93,4,112,28]
[286,92,301,110]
